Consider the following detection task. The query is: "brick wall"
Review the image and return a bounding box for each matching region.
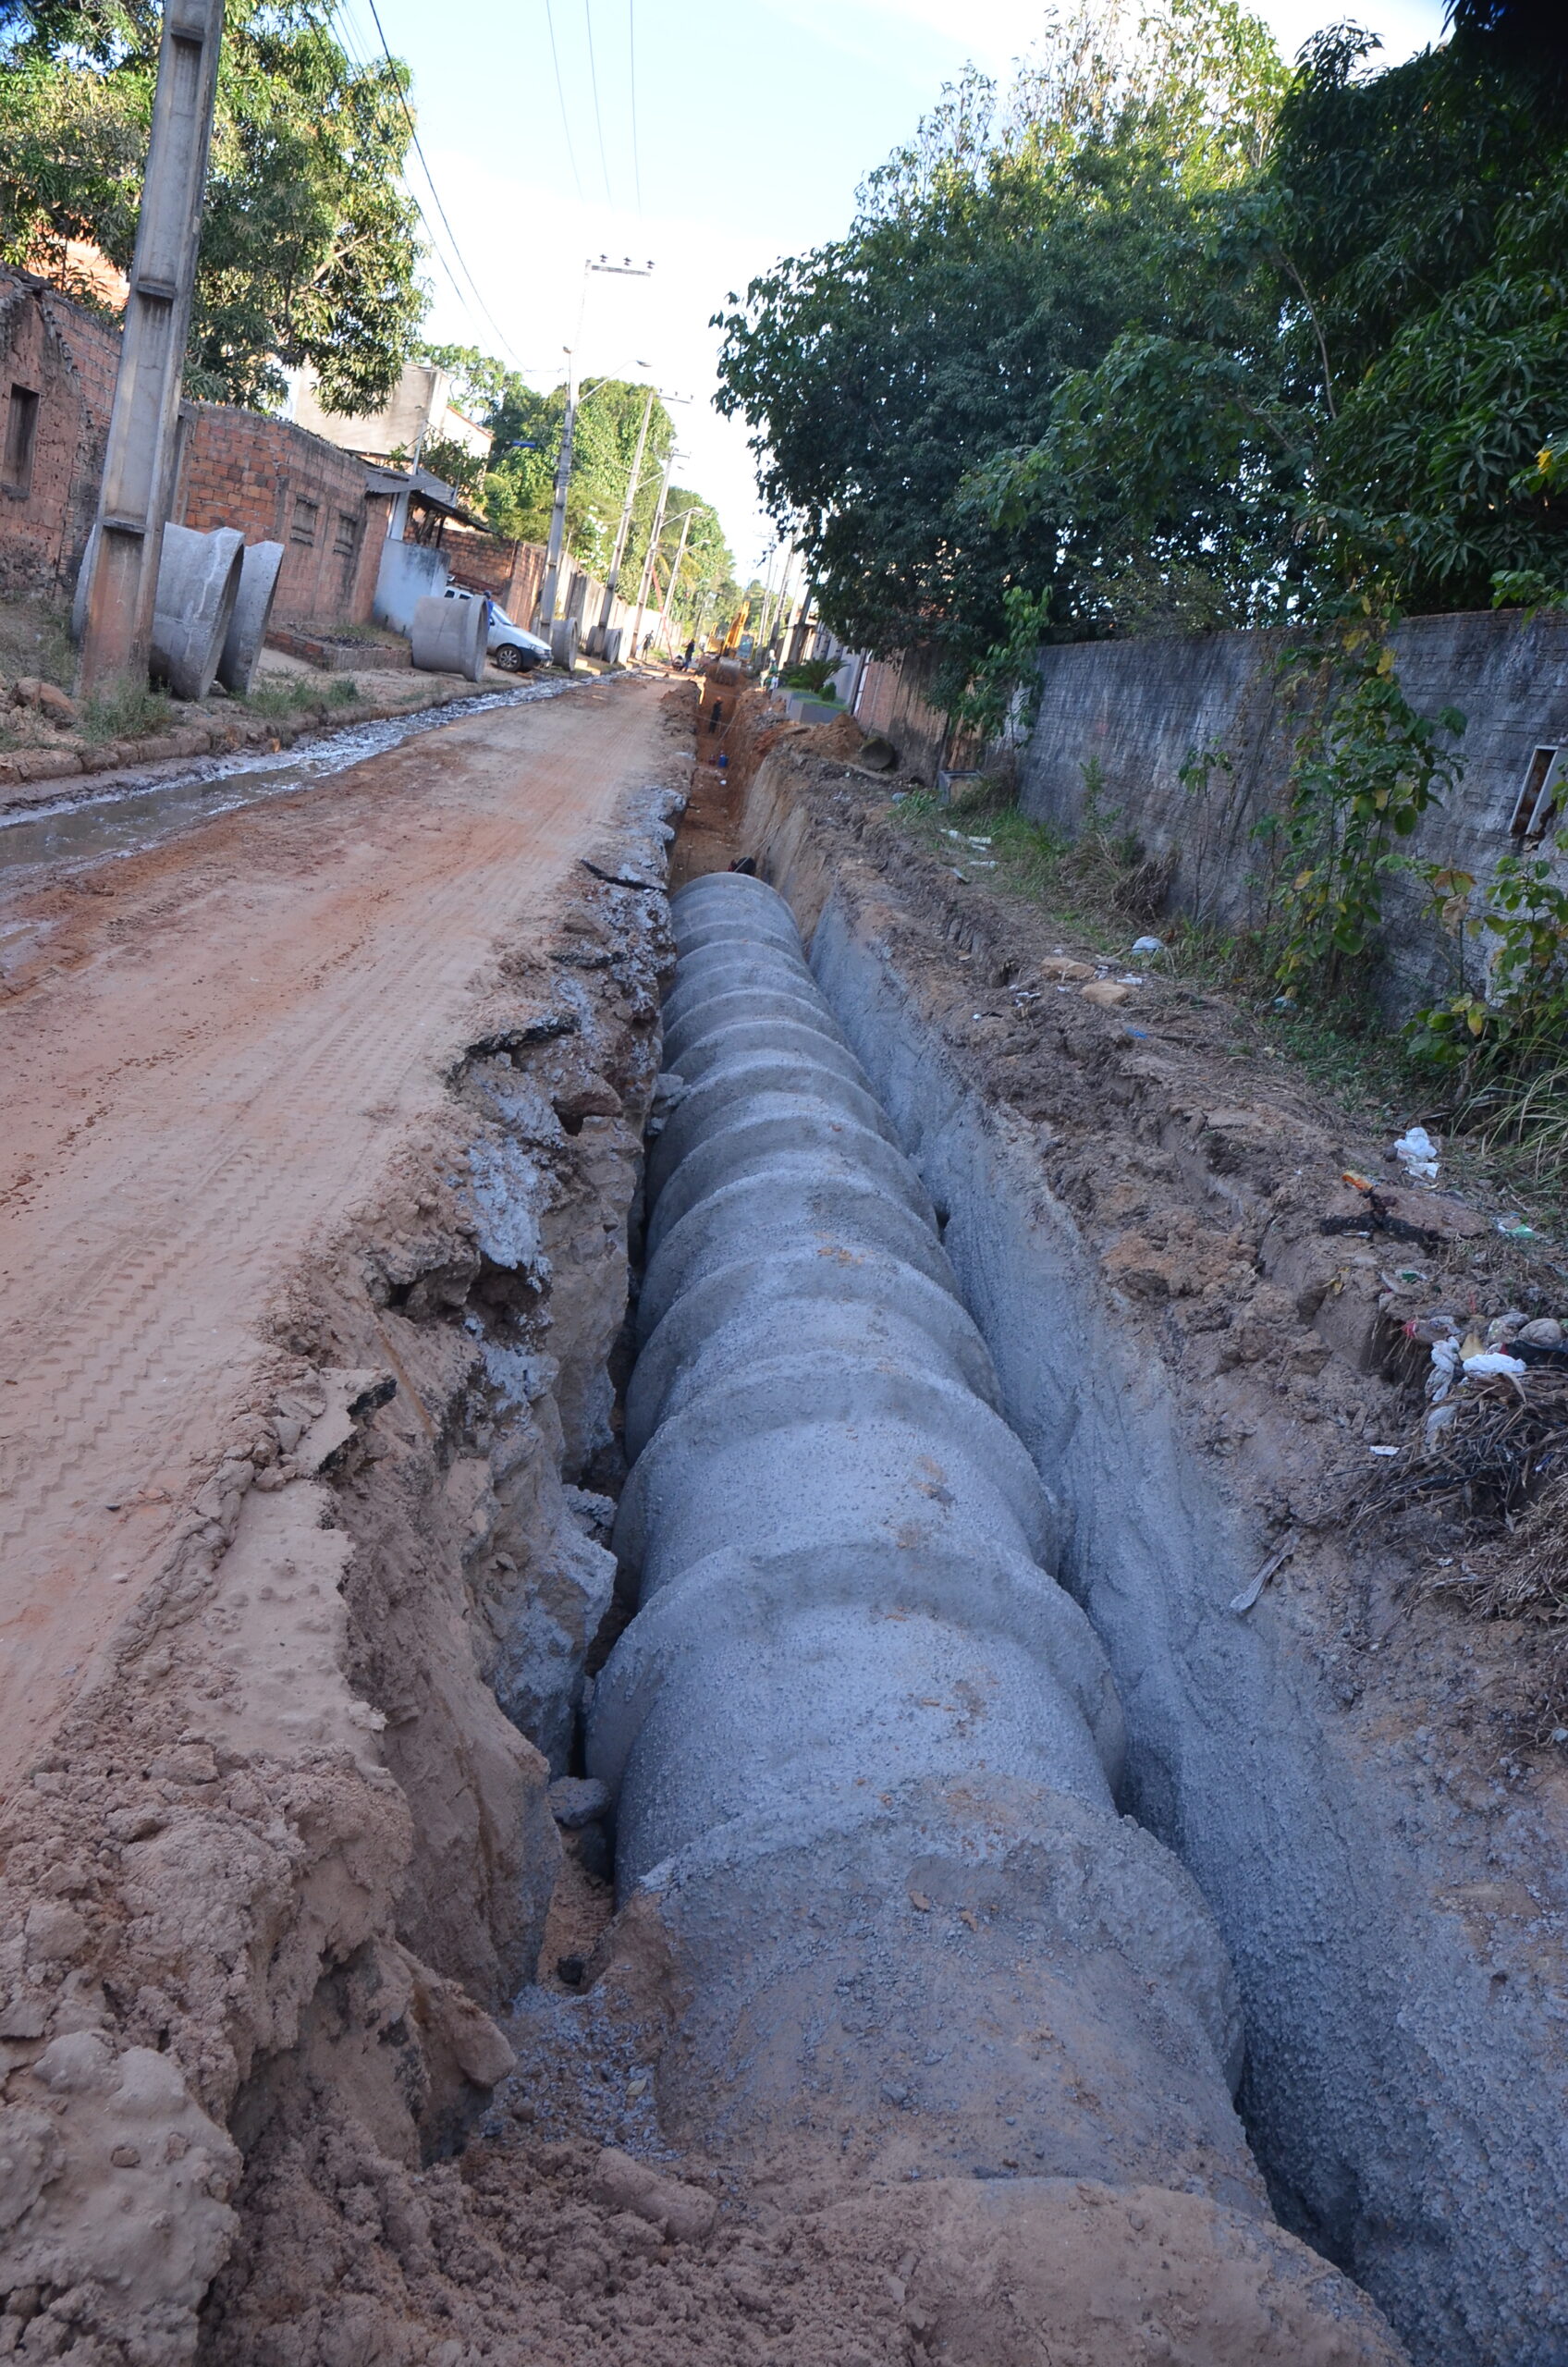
[0,264,392,632]
[175,404,390,632]
[0,268,118,603]
[854,652,960,783]
[442,525,546,625]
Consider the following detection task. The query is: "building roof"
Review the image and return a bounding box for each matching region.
[365,465,489,532]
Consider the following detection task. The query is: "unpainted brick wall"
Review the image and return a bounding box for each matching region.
[0,269,391,633]
[0,268,118,605]
[175,404,389,632]
[443,525,546,625]
[854,653,956,784]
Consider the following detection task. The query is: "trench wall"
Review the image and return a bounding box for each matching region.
[1020,611,1568,1017]
[741,755,1568,2367]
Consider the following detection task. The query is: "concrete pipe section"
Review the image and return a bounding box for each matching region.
[217,539,284,696]
[151,523,245,701]
[586,872,1408,2357]
[410,590,486,682]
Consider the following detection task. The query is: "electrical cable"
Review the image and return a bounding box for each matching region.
[359,0,527,368]
[582,0,615,206]
[544,0,587,203]
[628,0,643,213]
[316,0,498,353]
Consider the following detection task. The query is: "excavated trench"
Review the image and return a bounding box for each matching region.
[710,741,1568,2367]
[8,694,1555,2364]
[555,867,1407,2362]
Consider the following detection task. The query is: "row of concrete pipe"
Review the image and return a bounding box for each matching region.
[584,871,1406,2353]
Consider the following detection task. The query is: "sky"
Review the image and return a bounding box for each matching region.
[348,0,1449,581]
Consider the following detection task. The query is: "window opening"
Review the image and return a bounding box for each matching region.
[290,496,319,546]
[3,386,40,496]
[1508,746,1567,841]
[333,509,359,558]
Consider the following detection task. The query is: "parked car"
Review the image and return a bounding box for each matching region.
[441,586,552,673]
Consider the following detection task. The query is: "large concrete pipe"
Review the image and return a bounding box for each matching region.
[151,524,244,700]
[410,591,486,682]
[583,871,1408,2362]
[216,539,284,696]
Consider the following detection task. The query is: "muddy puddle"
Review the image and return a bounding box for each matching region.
[0,671,582,893]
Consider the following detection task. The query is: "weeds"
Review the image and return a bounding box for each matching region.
[78,679,176,743]
[243,675,360,719]
[1404,847,1568,1184]
[1263,605,1466,998]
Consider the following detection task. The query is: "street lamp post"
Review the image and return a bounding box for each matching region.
[652,501,702,657]
[77,0,226,693]
[588,386,653,656]
[629,444,677,659]
[537,255,653,644]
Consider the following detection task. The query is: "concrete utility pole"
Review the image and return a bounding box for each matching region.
[538,254,653,635]
[78,0,226,694]
[652,502,698,656]
[630,444,677,657]
[589,385,655,656]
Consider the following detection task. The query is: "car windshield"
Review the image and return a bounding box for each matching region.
[490,607,517,628]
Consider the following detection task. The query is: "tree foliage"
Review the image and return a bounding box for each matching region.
[972,8,1568,635]
[713,0,1285,689]
[0,0,427,412]
[717,0,1568,694]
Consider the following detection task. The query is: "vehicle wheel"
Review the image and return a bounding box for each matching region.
[494,644,526,673]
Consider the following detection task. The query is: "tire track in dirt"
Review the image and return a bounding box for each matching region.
[0,678,672,1792]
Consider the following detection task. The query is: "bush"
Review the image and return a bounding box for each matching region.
[783,658,839,695]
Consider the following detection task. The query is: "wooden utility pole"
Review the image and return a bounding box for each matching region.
[78,0,226,693]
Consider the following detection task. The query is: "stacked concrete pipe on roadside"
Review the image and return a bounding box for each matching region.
[585,871,1408,2362]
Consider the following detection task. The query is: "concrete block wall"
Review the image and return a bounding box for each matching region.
[0,268,119,604]
[1021,612,1568,1017]
[440,526,648,651]
[174,404,390,634]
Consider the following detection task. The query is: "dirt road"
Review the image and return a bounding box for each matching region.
[0,674,668,1796]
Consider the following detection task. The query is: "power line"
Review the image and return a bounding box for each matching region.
[358,0,527,369]
[627,0,643,213]
[311,3,479,340]
[322,0,507,357]
[582,0,614,206]
[544,0,586,203]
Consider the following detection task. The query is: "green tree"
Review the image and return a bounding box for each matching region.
[713,0,1285,693]
[650,492,736,640]
[482,377,676,588]
[968,9,1568,635]
[0,0,427,412]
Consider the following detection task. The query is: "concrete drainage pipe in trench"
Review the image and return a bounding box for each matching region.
[585,871,1408,2363]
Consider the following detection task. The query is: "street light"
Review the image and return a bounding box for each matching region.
[538,257,655,638]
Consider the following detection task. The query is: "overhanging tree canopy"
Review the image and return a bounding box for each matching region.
[0,0,427,413]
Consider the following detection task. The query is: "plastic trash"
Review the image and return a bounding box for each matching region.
[1423,1401,1459,1453]
[1496,1215,1536,1238]
[1391,1125,1439,1183]
[1131,936,1164,956]
[1461,1350,1529,1379]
